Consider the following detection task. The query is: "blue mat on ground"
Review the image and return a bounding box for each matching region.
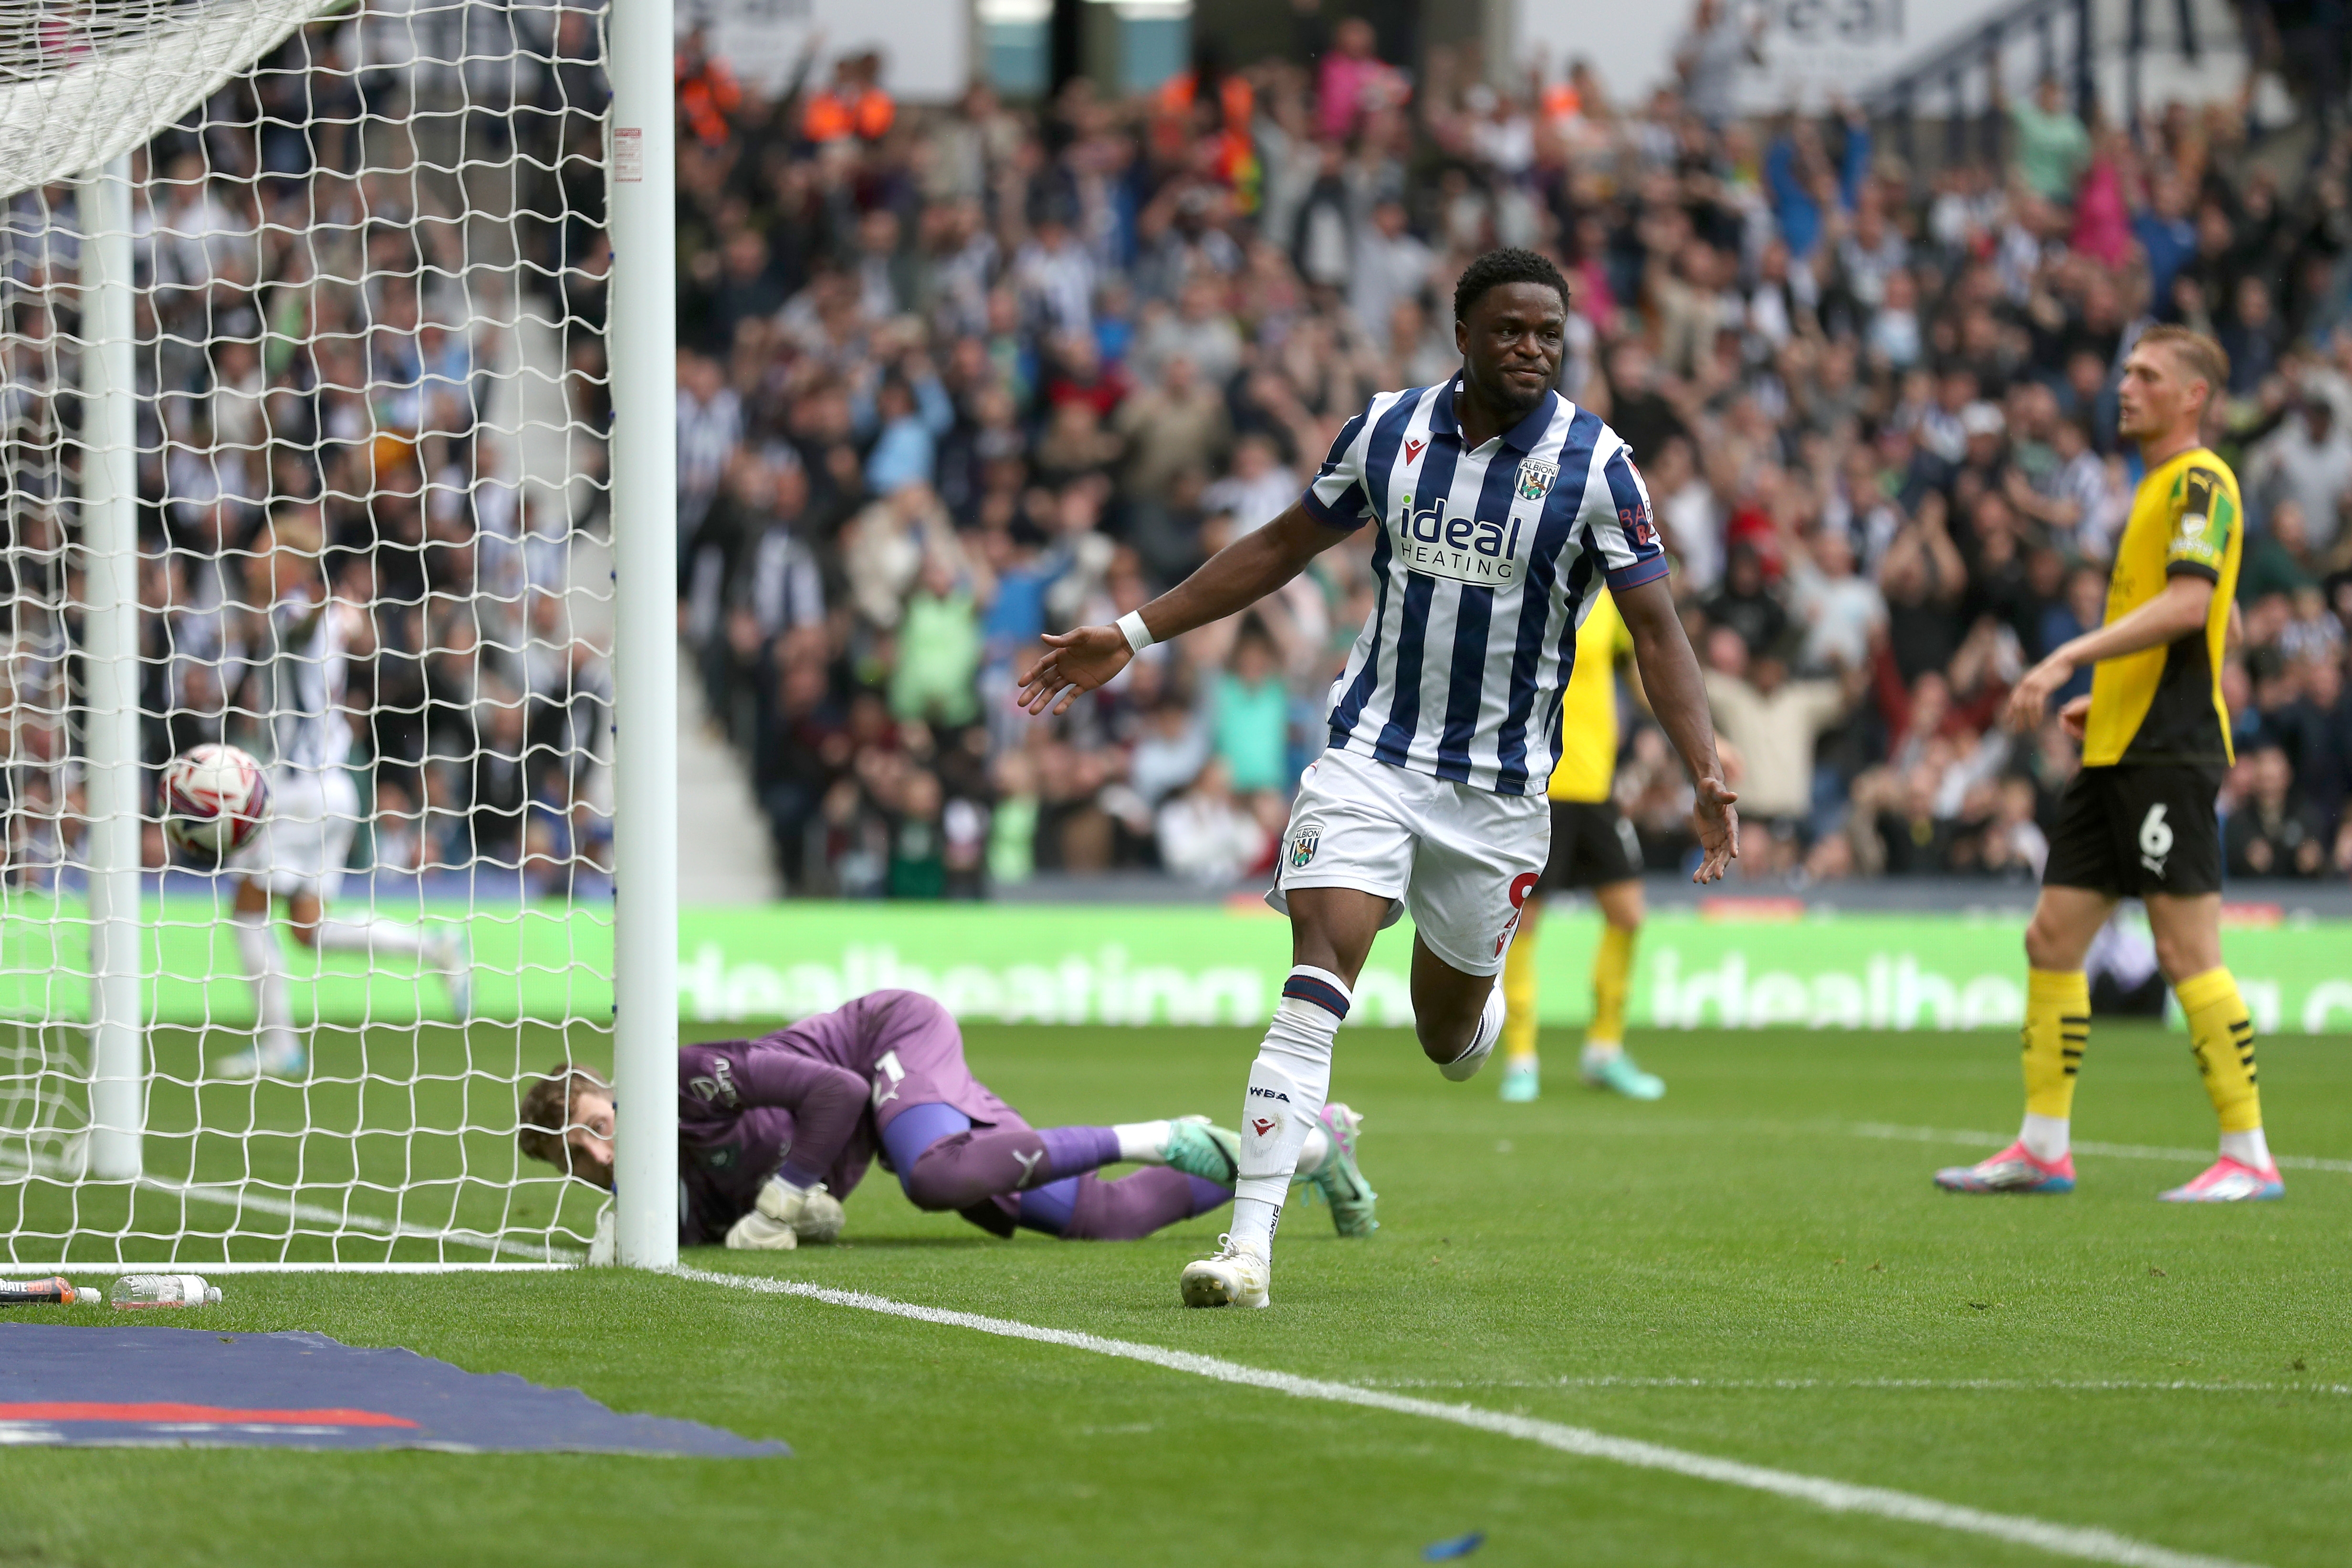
[0,1323,789,1455]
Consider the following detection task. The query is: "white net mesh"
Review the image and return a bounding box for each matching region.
[0,0,617,1264]
[0,0,348,202]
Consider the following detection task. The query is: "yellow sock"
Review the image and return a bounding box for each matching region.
[1590,922,1636,1045]
[2022,969,2090,1119]
[2176,967,2261,1134]
[1502,923,1541,1065]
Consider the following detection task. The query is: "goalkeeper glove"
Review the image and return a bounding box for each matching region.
[724,1209,798,1250]
[794,1187,845,1244]
[755,1176,846,1244]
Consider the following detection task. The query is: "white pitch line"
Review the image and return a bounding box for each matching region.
[1359,1375,2352,1397]
[0,1148,580,1264]
[674,1265,2265,1568]
[1845,1124,2352,1175]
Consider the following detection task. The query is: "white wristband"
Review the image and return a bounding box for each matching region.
[1117,610,1154,654]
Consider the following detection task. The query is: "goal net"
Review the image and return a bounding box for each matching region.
[0,0,625,1266]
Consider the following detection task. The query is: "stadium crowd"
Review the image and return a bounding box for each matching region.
[677,12,2352,896]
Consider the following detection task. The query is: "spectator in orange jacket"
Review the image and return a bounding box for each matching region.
[677,27,742,148]
[804,51,894,145]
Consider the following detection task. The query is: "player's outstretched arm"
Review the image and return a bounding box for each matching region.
[1015,504,1348,716]
[1614,576,1739,882]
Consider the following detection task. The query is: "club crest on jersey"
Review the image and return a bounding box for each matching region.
[1515,458,1557,502]
[1289,827,1320,868]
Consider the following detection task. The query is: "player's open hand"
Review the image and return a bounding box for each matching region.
[2058,693,2091,742]
[1690,775,1739,883]
[1015,625,1133,716]
[2004,656,2073,733]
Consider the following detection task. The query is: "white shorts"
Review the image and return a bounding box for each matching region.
[230,766,359,899]
[1265,746,1550,977]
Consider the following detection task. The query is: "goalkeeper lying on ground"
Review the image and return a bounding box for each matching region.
[518,990,1377,1248]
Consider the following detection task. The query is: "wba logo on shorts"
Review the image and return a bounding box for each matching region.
[1289,827,1320,868]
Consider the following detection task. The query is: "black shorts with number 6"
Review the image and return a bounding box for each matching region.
[2043,762,2225,899]
[1537,799,1646,892]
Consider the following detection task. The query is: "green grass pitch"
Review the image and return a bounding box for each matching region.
[4,1020,2350,1568]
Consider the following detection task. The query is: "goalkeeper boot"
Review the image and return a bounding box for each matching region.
[214,1038,307,1082]
[1933,1140,2076,1194]
[1438,986,1506,1082]
[1582,1045,1664,1101]
[1161,1117,1240,1185]
[2158,1156,2284,1203]
[1180,1235,1270,1309]
[1305,1102,1377,1237]
[1499,1058,1541,1102]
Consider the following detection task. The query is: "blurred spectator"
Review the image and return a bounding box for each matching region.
[2248,400,2352,554]
[1700,628,1860,836]
[1788,525,1886,676]
[1675,0,1765,130]
[1201,435,1299,536]
[2225,743,2330,878]
[1212,627,1293,797]
[2008,77,2091,204]
[890,552,985,726]
[1157,759,1274,884]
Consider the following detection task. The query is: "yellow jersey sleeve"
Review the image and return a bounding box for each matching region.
[1547,591,1626,802]
[2164,465,2233,583]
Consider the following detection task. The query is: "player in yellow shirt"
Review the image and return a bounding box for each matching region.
[1938,325,2281,1202]
[1497,588,1661,1102]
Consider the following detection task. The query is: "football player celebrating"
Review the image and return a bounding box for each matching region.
[219,502,470,1079]
[1495,586,1660,1103]
[518,989,1378,1248]
[1017,248,1736,1307]
[1938,326,2281,1203]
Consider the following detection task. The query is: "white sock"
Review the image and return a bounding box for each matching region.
[315,915,427,960]
[232,912,300,1061]
[1295,1125,1332,1179]
[1230,966,1348,1256]
[1440,985,1505,1080]
[2019,1113,2070,1163]
[1580,1038,1623,1068]
[1113,1120,1173,1164]
[2219,1128,2272,1171]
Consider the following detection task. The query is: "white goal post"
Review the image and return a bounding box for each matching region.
[0,0,676,1269]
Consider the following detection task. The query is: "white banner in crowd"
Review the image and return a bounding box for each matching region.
[1731,0,2027,113]
[676,0,971,101]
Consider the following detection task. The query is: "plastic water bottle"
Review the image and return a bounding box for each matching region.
[109,1274,222,1309]
[0,1275,103,1307]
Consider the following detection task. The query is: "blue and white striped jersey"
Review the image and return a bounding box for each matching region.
[262,597,352,778]
[1301,376,1669,797]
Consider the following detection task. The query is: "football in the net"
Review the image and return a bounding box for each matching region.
[161,744,270,861]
